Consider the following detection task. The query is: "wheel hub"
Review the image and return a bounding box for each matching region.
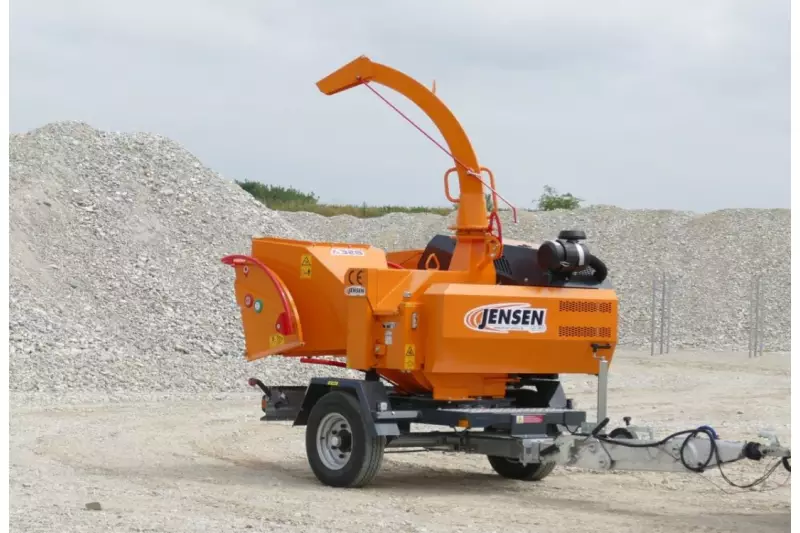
[316,412,353,470]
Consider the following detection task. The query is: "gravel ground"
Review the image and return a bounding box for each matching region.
[9,350,791,533]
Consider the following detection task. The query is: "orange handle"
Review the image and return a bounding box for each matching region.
[443,167,459,203]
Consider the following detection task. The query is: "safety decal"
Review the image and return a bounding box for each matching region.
[404,344,416,370]
[269,333,284,348]
[331,248,365,256]
[300,254,312,278]
[515,415,544,424]
[244,294,253,308]
[464,303,547,334]
[254,299,263,313]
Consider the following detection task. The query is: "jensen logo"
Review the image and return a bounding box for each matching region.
[345,285,366,297]
[464,303,547,334]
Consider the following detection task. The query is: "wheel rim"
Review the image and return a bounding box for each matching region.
[316,412,353,470]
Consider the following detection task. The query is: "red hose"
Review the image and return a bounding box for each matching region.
[299,357,347,368]
[488,210,503,243]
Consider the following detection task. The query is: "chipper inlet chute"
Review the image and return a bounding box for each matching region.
[221,56,791,489]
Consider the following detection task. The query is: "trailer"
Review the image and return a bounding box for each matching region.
[244,345,789,488]
[222,56,790,489]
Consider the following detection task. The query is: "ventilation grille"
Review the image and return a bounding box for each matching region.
[559,300,613,313]
[493,257,512,276]
[558,326,613,338]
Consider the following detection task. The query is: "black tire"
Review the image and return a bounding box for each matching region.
[305,390,386,488]
[487,456,556,481]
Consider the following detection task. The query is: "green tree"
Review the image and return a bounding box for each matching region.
[536,185,582,211]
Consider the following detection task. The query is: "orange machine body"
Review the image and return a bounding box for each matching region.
[222,56,618,400]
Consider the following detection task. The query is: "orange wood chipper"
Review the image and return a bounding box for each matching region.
[222,56,790,489]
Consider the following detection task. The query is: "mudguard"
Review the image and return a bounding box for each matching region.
[294,377,419,437]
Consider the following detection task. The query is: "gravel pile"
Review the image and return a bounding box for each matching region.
[9,121,337,393]
[10,122,789,394]
[283,206,790,352]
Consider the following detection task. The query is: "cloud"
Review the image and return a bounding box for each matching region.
[10,0,789,211]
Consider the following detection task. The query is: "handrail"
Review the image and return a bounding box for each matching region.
[220,254,295,336]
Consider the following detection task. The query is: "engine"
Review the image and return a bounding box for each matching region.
[418,229,611,288]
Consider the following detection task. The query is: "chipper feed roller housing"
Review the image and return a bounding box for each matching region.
[221,56,791,489]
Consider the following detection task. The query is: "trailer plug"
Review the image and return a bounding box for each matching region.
[743,442,764,461]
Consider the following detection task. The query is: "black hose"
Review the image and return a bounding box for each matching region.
[588,254,608,283]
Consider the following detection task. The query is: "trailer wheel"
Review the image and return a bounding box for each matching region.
[305,390,386,488]
[487,456,556,481]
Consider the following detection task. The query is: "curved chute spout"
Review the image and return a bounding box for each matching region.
[316,56,494,278]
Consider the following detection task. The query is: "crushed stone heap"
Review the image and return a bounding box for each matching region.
[282,207,789,353]
[10,122,789,394]
[9,122,321,393]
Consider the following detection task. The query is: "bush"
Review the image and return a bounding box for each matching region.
[236,180,453,218]
[236,180,319,206]
[236,180,586,218]
[536,185,582,211]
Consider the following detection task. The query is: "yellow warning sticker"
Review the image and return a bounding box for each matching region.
[269,333,285,348]
[404,344,416,370]
[300,254,312,278]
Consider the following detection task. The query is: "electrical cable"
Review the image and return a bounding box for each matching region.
[584,425,790,490]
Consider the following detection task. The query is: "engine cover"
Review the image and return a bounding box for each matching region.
[418,235,612,289]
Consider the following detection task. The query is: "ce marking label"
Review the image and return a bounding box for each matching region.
[347,269,364,286]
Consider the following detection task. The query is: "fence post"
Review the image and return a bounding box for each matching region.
[665,274,672,354]
[659,272,666,355]
[749,275,765,358]
[650,271,672,355]
[650,275,657,356]
[748,276,754,358]
[757,275,765,357]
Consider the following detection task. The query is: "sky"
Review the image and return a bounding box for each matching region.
[10,0,790,212]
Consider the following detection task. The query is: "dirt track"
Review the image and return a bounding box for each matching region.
[10,350,791,532]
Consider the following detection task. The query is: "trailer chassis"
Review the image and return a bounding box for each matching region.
[247,348,790,488]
